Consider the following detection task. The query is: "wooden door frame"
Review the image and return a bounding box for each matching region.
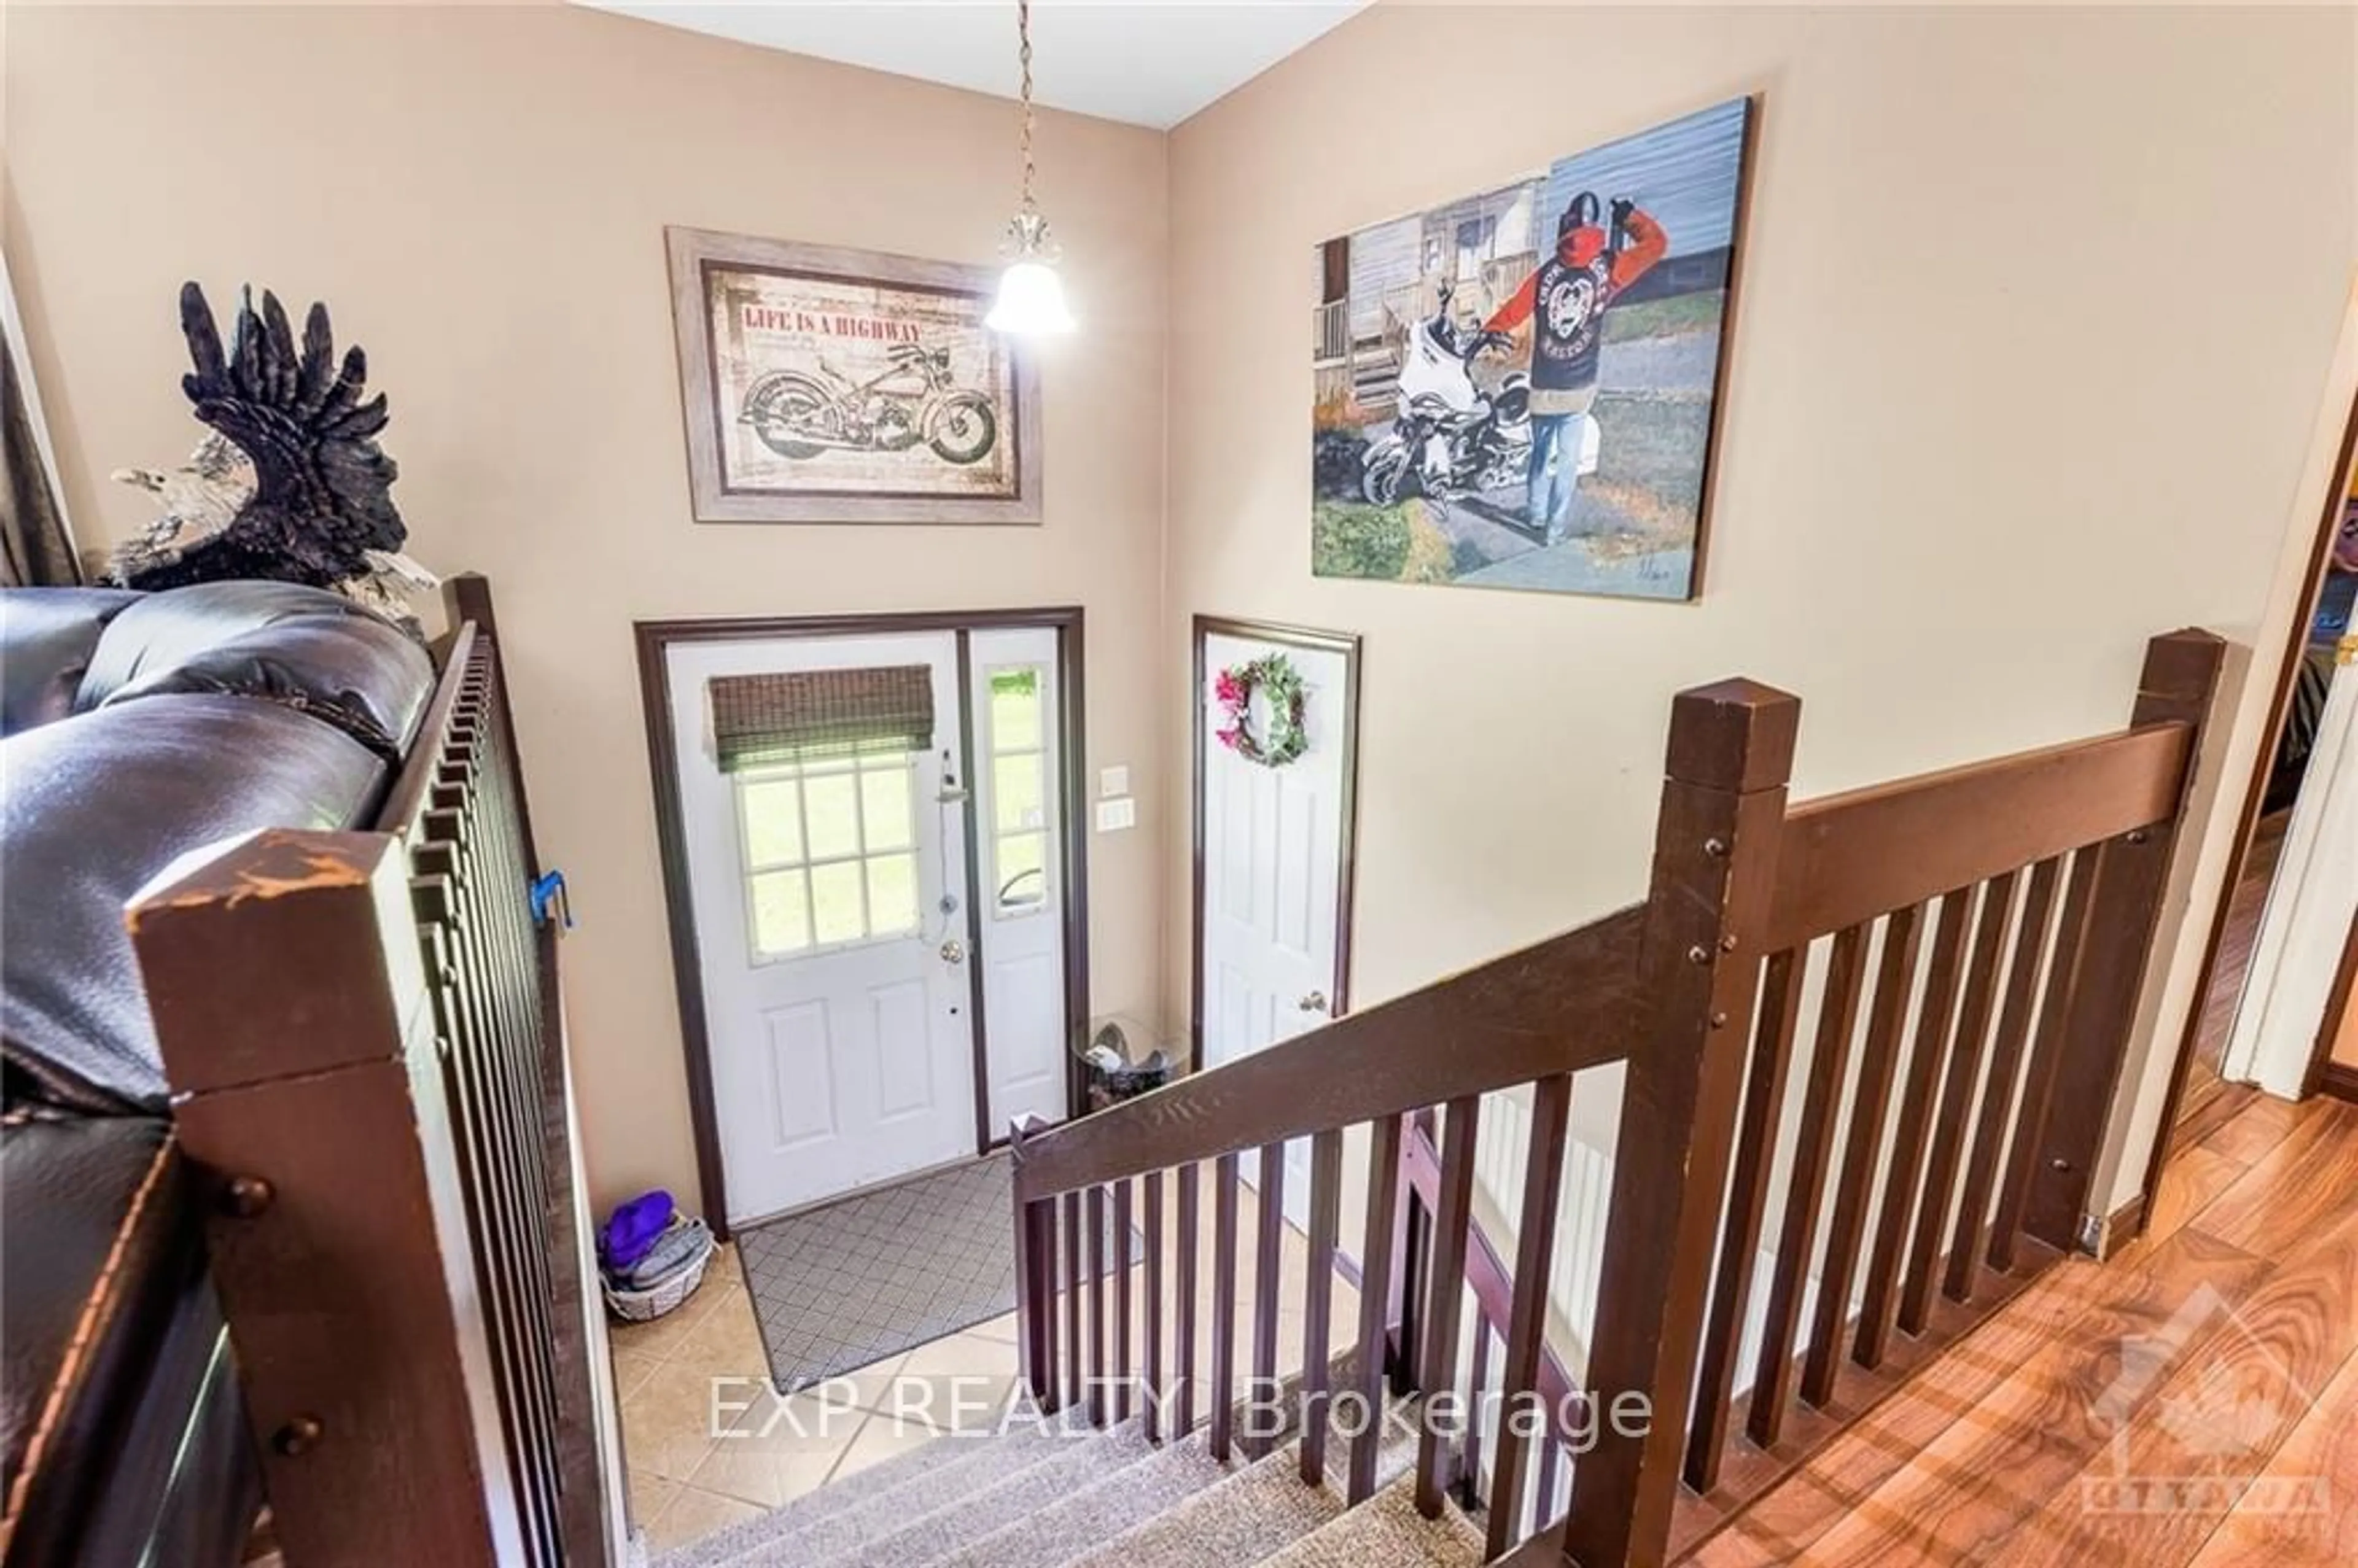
[1189,615,1364,1077]
[2142,373,2358,1204]
[635,607,1091,1238]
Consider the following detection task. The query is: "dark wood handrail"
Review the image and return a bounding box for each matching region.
[1766,718,2192,949]
[1011,904,1646,1203]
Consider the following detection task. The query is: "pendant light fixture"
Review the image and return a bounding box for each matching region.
[985,0,1075,335]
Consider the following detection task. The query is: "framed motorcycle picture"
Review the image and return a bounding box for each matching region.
[665,228,1042,524]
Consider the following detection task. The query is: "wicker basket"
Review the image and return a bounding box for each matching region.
[602,1226,714,1323]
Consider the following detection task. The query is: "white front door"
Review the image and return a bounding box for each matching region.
[1198,627,1354,1226]
[668,633,979,1227]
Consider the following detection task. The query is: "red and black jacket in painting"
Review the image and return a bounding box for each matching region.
[1485,205,1668,396]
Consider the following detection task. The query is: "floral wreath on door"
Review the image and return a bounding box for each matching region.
[1213,653,1309,767]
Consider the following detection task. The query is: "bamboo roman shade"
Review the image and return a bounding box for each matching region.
[707,666,935,772]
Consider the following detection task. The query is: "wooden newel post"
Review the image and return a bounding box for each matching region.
[1008,1116,1059,1412]
[128,828,526,1568]
[2023,629,2225,1254]
[1566,679,1799,1568]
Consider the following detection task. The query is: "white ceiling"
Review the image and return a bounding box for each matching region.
[573,1,1370,129]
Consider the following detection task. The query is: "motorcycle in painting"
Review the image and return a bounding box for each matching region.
[740,343,998,466]
[1358,310,1530,506]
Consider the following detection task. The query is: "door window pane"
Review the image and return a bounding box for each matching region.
[860,763,914,852]
[809,861,866,946]
[866,853,920,937]
[990,670,1042,751]
[984,662,1053,919]
[749,869,811,957]
[802,769,862,861]
[997,831,1046,911]
[993,753,1045,834]
[733,752,924,958]
[739,776,803,867]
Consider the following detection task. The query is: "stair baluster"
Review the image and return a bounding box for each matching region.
[1209,1152,1240,1461]
[1459,1311,1489,1510]
[1945,855,2064,1301]
[1175,1162,1200,1438]
[1854,891,1974,1372]
[1414,1095,1480,1519]
[1899,869,2018,1335]
[1747,920,1867,1445]
[1486,1071,1573,1559]
[1802,902,1926,1408]
[1990,852,2102,1272]
[1348,1114,1403,1506]
[1062,1189,1084,1415]
[1683,945,1805,1491]
[1142,1170,1164,1440]
[1298,1128,1342,1486]
[1086,1184,1108,1425]
[1248,1141,1286,1457]
[1534,1434,1560,1539]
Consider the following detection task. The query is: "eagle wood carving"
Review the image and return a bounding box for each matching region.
[108,282,434,619]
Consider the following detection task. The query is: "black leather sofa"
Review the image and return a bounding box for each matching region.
[1,581,437,1566]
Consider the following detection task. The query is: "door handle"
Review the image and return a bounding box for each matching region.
[940,938,967,965]
[1298,990,1328,1015]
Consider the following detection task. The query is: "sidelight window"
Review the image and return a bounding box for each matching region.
[984,666,1051,916]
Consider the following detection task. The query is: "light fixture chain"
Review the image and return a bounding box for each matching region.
[1017,0,1037,216]
[987,0,1072,330]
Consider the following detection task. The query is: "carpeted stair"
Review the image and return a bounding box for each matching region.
[653,1373,1487,1568]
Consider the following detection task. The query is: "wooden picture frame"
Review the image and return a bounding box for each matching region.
[664,227,1043,525]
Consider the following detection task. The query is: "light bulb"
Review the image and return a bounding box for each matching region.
[987,257,1075,335]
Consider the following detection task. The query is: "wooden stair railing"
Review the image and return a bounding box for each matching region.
[1009,899,1647,1519]
[128,576,623,1568]
[1641,629,2225,1564]
[1014,629,2223,1568]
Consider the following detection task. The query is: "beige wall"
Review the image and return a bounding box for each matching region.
[1165,4,2356,1216]
[5,3,1170,1215]
[11,0,2358,1238]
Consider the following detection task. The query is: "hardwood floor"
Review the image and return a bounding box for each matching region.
[2172,812,2293,1148]
[1684,1092,2358,1566]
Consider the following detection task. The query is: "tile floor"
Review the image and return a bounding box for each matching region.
[611,1241,1025,1554]
[611,1166,1357,1556]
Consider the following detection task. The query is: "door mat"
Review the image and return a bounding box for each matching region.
[738,1151,1135,1395]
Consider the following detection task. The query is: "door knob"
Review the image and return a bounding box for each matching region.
[1298,990,1328,1014]
[940,938,967,965]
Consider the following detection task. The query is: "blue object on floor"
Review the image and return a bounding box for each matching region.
[601,1189,674,1273]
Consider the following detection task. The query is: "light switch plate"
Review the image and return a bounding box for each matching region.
[1100,765,1130,799]
[1095,798,1137,833]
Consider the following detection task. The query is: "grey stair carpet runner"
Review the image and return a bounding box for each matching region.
[653,1376,1487,1568]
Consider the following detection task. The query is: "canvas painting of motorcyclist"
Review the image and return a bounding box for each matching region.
[1309,96,1753,600]
[666,229,1043,524]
